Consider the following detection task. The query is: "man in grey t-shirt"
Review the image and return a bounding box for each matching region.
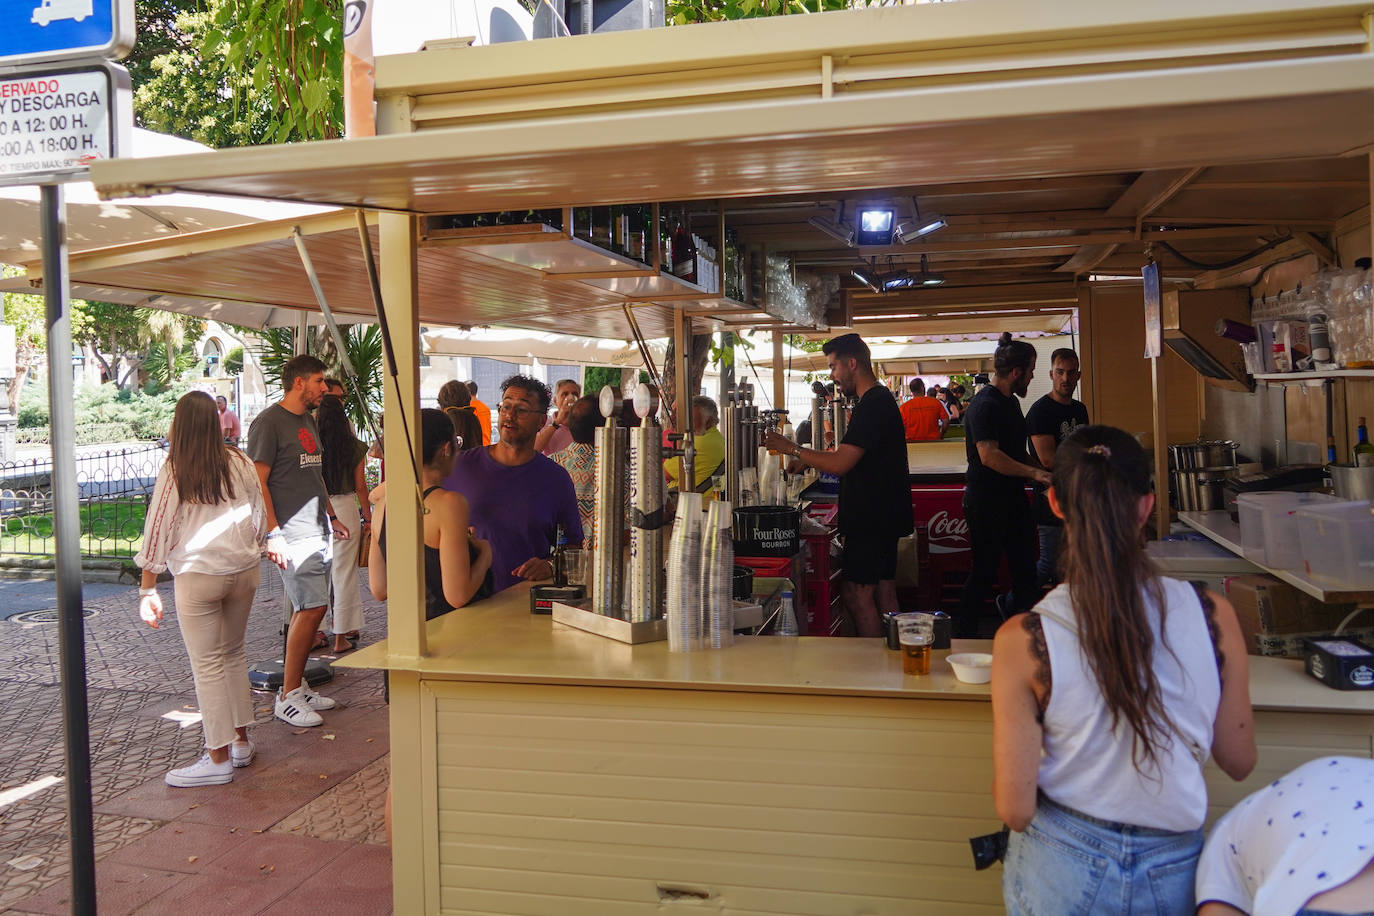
[248,354,349,728]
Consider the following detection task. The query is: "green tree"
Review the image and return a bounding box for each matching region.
[206,0,345,143]
[666,0,854,26]
[251,323,382,434]
[73,302,203,389]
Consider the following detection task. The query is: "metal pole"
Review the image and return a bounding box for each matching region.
[42,183,96,915]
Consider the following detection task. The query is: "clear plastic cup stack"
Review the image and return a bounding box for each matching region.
[702,499,735,649]
[666,492,704,652]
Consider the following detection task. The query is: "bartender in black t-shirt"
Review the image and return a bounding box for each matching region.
[1025,347,1089,587]
[763,333,912,638]
[957,333,1052,638]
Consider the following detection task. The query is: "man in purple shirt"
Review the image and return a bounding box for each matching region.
[443,375,583,592]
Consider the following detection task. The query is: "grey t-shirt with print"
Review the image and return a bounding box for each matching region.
[246,403,328,543]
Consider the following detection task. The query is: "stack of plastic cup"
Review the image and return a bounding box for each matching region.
[666,492,703,652]
[702,500,734,649]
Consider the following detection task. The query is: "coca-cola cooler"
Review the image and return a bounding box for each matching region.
[909,476,1036,611]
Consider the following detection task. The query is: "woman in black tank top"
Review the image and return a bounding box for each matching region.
[368,410,493,616]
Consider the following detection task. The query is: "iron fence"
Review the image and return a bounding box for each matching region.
[0,445,166,559]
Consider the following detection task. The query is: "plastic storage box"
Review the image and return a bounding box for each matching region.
[1237,491,1335,568]
[1296,500,1374,588]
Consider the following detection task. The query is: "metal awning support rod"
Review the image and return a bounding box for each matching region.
[621,302,673,427]
[354,210,424,508]
[291,224,383,447]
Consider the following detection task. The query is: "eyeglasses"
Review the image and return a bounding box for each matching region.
[497,402,542,418]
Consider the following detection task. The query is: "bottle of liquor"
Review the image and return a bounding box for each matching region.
[671,213,696,283]
[623,204,643,262]
[551,524,568,586]
[1355,417,1374,467]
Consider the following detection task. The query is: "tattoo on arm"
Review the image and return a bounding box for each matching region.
[1191,581,1225,682]
[1023,612,1052,722]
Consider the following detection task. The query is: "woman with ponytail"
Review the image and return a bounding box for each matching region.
[992,425,1256,915]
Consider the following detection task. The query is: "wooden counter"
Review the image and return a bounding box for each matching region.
[341,584,1373,915]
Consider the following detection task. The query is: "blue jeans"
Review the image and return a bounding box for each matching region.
[1036,524,1062,587]
[1004,796,1203,916]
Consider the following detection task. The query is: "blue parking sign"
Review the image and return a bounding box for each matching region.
[0,0,134,68]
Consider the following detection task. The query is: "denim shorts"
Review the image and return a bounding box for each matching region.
[279,538,332,611]
[1004,795,1204,916]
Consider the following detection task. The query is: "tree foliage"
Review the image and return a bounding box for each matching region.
[206,0,344,143]
[133,0,342,147]
[666,0,855,26]
[251,323,383,434]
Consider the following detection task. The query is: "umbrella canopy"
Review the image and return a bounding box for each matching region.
[0,128,333,267]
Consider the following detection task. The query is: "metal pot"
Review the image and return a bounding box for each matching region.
[1169,439,1239,471]
[1329,464,1374,501]
[1173,468,1233,511]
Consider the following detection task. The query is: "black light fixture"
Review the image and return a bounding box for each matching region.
[855,207,895,246]
[894,199,948,244]
[917,254,946,287]
[851,261,883,294]
[809,203,855,247]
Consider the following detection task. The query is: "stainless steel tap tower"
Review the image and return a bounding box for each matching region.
[724,379,762,506]
[627,410,666,623]
[591,398,628,616]
[832,393,849,444]
[810,396,824,450]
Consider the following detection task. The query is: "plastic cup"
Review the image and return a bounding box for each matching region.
[898,613,935,676]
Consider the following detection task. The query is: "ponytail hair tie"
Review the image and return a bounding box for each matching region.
[1086,444,1112,458]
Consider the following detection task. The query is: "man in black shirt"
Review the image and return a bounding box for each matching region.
[957,334,1052,638]
[763,333,911,637]
[1025,347,1089,586]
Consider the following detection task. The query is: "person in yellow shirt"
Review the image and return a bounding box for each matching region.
[665,395,726,495]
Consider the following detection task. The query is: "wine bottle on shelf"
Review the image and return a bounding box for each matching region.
[1355,417,1374,467]
[671,214,697,283]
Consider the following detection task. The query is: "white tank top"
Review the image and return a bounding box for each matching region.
[1035,577,1221,832]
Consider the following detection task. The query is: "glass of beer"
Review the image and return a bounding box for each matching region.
[898,613,935,676]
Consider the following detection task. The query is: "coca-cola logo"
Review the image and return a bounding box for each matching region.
[927,510,969,554]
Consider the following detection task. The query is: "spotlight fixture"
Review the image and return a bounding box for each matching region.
[917,254,946,287]
[881,271,915,291]
[894,201,948,244]
[809,203,855,247]
[851,262,883,295]
[855,208,895,246]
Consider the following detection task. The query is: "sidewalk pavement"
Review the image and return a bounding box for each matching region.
[0,563,394,914]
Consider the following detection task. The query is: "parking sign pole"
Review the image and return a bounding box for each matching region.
[42,182,97,915]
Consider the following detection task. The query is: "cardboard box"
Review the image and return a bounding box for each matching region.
[1223,574,1357,657]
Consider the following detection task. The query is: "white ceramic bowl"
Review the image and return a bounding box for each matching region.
[946,652,993,684]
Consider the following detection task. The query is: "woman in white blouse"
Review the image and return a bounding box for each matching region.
[136,391,275,788]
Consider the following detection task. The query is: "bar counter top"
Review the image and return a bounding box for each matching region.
[339,582,1371,713]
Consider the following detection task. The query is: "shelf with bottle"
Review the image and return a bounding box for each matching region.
[421,202,811,325]
[1251,369,1374,384]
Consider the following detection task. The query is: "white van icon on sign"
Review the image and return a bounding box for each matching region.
[31,0,94,26]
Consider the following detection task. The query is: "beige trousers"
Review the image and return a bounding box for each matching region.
[328,493,363,636]
[173,566,259,750]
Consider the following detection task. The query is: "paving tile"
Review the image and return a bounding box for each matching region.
[6,859,182,916]
[105,821,251,874]
[271,756,389,846]
[0,570,394,913]
[258,842,394,916]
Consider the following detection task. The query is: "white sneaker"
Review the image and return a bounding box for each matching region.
[300,684,336,711]
[275,687,324,727]
[230,738,255,768]
[165,753,233,788]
